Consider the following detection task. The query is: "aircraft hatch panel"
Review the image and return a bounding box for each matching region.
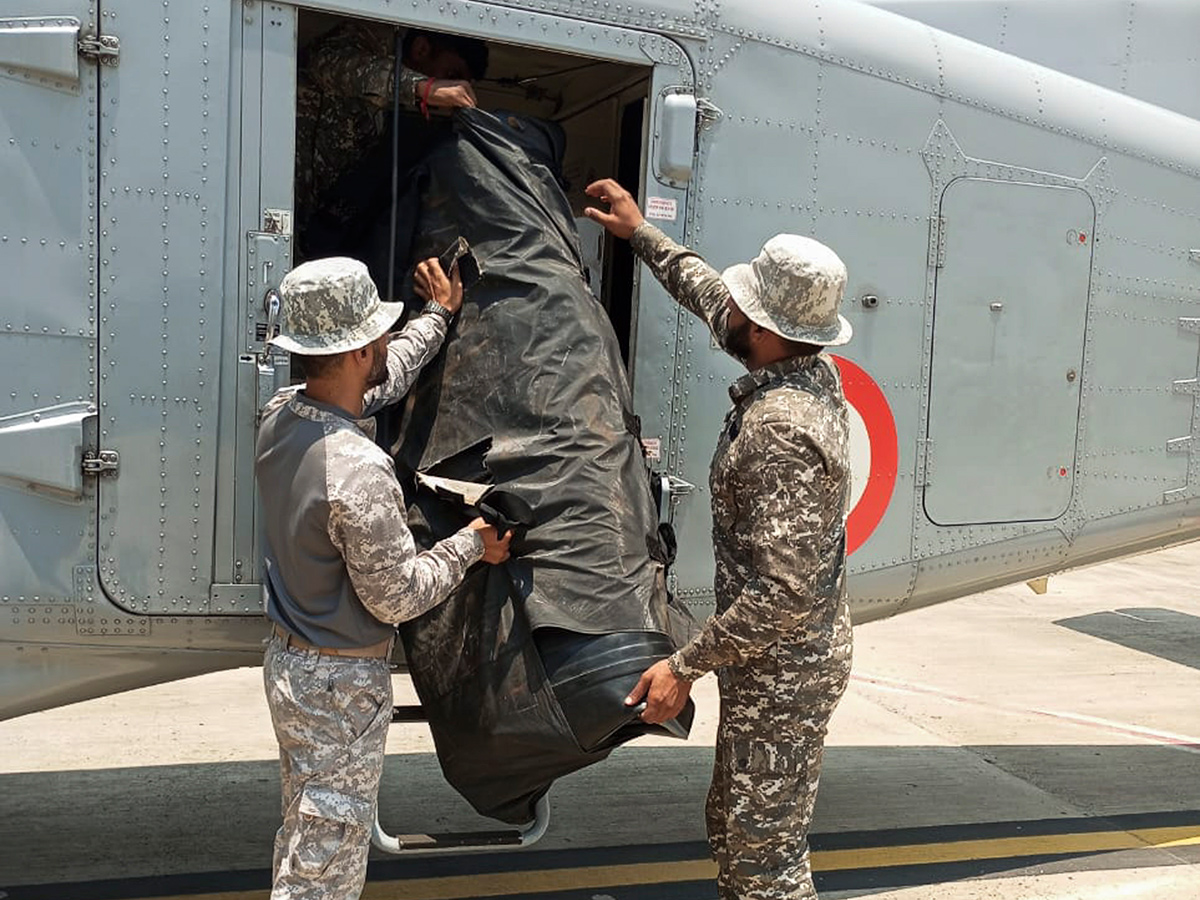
[94,0,235,614]
[924,178,1094,526]
[0,4,99,601]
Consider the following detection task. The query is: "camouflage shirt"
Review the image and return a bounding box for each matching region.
[295,21,428,234]
[256,311,483,648]
[629,223,852,680]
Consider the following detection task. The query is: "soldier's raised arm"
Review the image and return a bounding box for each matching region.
[305,21,397,109]
[306,21,477,113]
[584,178,731,349]
[361,258,462,414]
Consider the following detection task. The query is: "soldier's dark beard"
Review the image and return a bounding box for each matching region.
[722,319,753,364]
[366,342,389,387]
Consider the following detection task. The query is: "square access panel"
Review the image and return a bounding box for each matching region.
[924,178,1095,525]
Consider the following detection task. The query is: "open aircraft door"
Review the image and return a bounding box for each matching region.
[219,4,698,627]
[90,0,246,615]
[624,44,698,568]
[218,3,295,617]
[85,0,699,620]
[0,7,104,619]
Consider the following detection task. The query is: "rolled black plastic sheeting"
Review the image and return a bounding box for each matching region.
[359,108,696,824]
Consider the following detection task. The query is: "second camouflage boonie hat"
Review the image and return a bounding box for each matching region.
[270,257,404,356]
[721,235,852,347]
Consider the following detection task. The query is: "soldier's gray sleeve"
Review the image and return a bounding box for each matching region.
[630,222,731,348]
[307,22,425,112]
[669,416,827,680]
[326,444,484,624]
[361,313,448,415]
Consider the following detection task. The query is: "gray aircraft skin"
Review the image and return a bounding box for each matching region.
[1,0,1199,721]
[862,0,1200,122]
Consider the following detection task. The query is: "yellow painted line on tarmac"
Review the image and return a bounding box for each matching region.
[814,824,1200,872]
[132,824,1200,900]
[1130,826,1200,849]
[130,861,718,900]
[361,860,718,899]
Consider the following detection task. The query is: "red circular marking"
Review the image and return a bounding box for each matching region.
[832,355,899,556]
[1079,233,1087,244]
[1059,467,1068,477]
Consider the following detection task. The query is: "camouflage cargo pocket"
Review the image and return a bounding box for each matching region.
[289,812,351,878]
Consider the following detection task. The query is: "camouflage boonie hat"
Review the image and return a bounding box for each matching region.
[721,235,852,346]
[271,257,404,356]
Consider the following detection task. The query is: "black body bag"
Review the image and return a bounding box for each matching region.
[363,108,696,825]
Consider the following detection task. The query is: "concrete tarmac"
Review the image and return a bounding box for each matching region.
[2,544,1200,898]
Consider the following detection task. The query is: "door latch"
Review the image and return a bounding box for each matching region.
[657,473,696,524]
[77,34,120,66]
[246,288,287,423]
[81,449,120,476]
[696,98,723,130]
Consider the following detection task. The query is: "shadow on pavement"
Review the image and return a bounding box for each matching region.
[1,742,1199,897]
[1055,607,1200,672]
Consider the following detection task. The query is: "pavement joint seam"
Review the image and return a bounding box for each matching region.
[853,672,1200,754]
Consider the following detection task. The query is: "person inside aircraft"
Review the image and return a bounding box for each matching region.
[585,178,854,900]
[295,20,489,258]
[257,254,511,900]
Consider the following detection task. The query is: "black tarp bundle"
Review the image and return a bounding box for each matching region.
[359,108,695,824]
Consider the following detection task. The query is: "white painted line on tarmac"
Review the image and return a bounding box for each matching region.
[853,672,1200,755]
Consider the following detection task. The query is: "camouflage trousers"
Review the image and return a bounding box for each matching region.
[705,635,852,900]
[263,634,393,900]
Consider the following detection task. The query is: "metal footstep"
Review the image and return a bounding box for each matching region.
[391,704,429,723]
[372,793,551,854]
[372,705,551,854]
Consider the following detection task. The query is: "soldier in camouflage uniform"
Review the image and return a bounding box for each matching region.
[585,179,854,900]
[295,22,488,252]
[257,255,511,900]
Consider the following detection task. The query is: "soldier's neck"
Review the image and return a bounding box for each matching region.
[747,334,819,372]
[304,377,366,420]
[746,340,791,371]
